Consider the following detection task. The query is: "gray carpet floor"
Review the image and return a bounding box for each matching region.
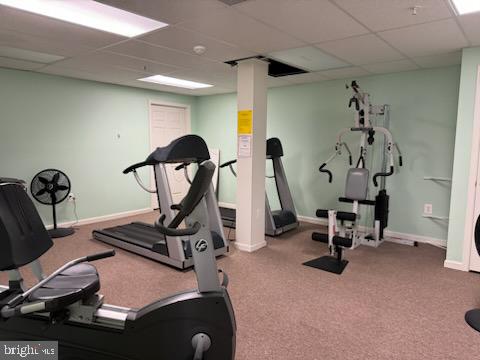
[2,211,480,359]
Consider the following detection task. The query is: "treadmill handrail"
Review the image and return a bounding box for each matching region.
[155,214,201,237]
[133,170,156,193]
[123,161,153,174]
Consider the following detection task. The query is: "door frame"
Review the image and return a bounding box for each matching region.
[462,66,480,271]
[148,100,191,209]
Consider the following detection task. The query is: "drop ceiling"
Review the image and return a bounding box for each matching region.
[0,0,474,96]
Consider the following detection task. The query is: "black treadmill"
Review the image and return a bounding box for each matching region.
[219,138,299,236]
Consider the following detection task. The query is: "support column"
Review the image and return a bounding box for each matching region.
[235,59,268,252]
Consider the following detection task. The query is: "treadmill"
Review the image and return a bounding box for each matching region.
[219,138,299,236]
[93,135,229,269]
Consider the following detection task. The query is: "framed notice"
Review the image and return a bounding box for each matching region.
[238,135,252,158]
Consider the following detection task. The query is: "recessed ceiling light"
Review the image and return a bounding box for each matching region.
[0,0,168,37]
[449,0,480,15]
[138,75,213,89]
[0,46,64,63]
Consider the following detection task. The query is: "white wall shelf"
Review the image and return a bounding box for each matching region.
[422,214,449,220]
[423,176,452,182]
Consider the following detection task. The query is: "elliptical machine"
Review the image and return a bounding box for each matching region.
[305,81,403,274]
[466,214,480,332]
[0,159,236,359]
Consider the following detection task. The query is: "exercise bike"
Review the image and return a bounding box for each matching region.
[0,161,236,359]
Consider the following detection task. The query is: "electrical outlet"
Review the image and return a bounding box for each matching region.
[67,193,76,202]
[424,203,433,215]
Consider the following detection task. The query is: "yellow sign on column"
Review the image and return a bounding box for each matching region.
[238,110,253,135]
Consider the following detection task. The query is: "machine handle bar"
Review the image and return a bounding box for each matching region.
[373,166,394,187]
[220,159,237,168]
[319,163,333,183]
[154,214,201,237]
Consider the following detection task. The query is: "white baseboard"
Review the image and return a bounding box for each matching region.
[234,240,267,252]
[385,229,446,248]
[297,214,446,248]
[45,208,153,230]
[218,201,236,209]
[297,215,328,226]
[444,260,469,272]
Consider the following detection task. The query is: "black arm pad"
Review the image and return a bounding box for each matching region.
[316,209,328,218]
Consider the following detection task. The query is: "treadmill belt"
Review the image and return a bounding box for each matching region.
[95,223,168,255]
[272,210,297,228]
[220,207,236,221]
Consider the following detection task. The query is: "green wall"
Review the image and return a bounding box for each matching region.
[447,47,480,262]
[194,66,461,241]
[0,68,197,226]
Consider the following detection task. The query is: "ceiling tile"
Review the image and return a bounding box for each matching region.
[52,51,180,76]
[0,29,91,57]
[378,19,468,57]
[40,63,148,83]
[178,7,305,53]
[96,0,227,25]
[320,66,371,79]
[458,12,480,46]
[0,6,124,49]
[333,0,453,32]
[235,0,368,43]
[269,46,349,71]
[0,57,45,71]
[139,26,256,62]
[267,77,291,88]
[282,72,329,84]
[362,59,419,74]
[317,34,405,65]
[107,40,233,74]
[413,51,462,68]
[0,46,63,64]
[165,68,237,89]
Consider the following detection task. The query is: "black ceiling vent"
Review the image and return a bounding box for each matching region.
[225,56,308,77]
[218,0,249,5]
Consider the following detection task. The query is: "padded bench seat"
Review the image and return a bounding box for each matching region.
[28,263,100,312]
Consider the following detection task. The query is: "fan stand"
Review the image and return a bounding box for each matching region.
[48,202,74,239]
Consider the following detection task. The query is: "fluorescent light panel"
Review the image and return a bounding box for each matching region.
[450,0,480,14]
[0,46,64,63]
[0,0,168,37]
[138,75,213,89]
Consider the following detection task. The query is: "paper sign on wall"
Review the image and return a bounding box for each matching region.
[237,110,253,135]
[238,135,252,158]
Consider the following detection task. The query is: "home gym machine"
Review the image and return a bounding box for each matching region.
[93,135,229,269]
[0,165,236,359]
[219,137,299,236]
[304,81,403,274]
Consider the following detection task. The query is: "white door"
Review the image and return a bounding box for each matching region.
[150,104,189,208]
